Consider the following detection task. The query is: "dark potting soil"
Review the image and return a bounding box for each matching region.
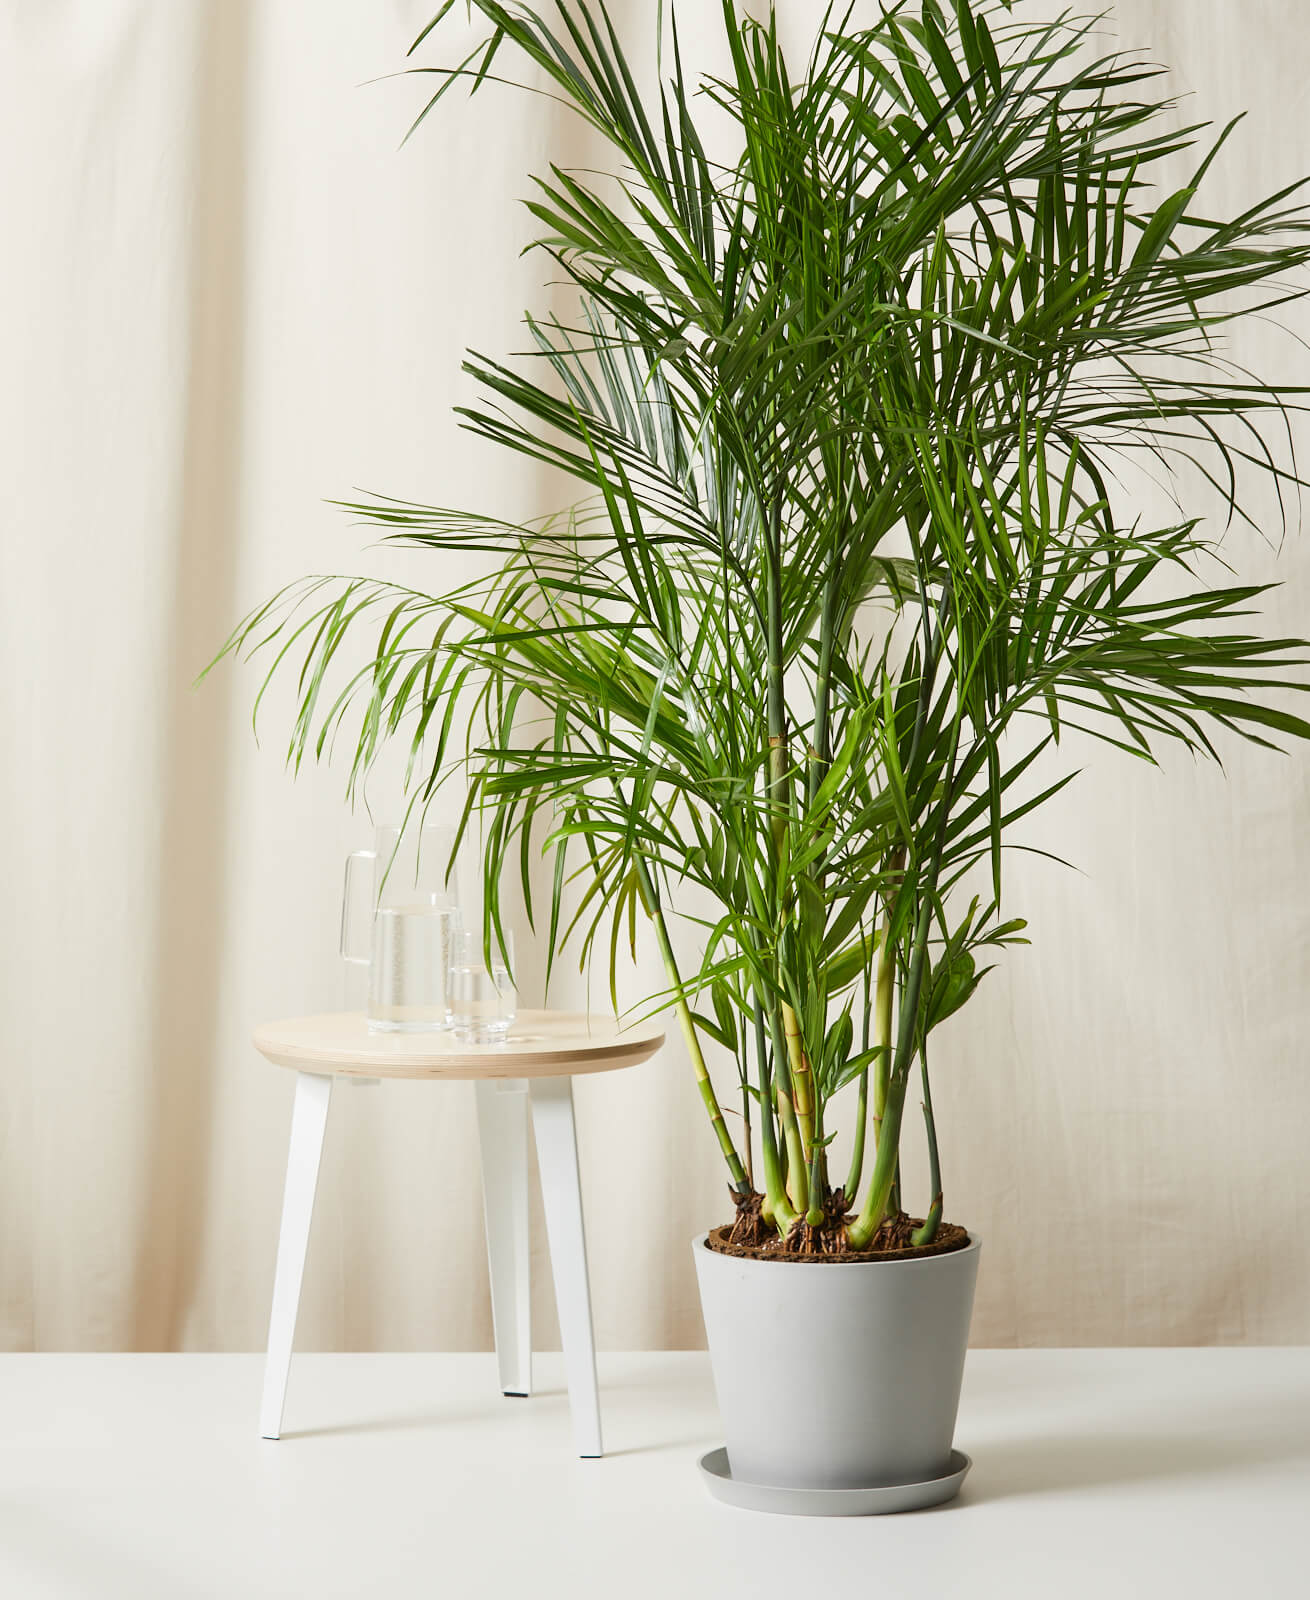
[704,1216,971,1264]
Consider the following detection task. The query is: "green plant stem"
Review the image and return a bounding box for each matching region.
[775,1098,789,1184]
[807,573,841,809]
[869,914,896,1166]
[804,1173,824,1229]
[805,1101,826,1228]
[911,1044,942,1247]
[849,1079,908,1252]
[848,877,937,1250]
[738,1051,753,1189]
[763,496,788,863]
[740,1079,754,1188]
[802,562,841,1226]
[846,914,894,1199]
[639,861,749,1194]
[759,1111,795,1232]
[762,494,809,1205]
[768,1005,809,1219]
[844,1068,869,1204]
[782,1003,816,1159]
[753,1004,793,1229]
[798,556,843,1188]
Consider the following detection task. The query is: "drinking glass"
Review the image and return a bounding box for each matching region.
[449,929,517,1040]
[341,823,461,1033]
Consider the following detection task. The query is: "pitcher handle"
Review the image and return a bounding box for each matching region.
[340,849,375,966]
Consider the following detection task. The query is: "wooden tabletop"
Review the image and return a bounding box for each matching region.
[252,1009,665,1080]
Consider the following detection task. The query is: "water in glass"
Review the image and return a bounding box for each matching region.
[341,822,461,1033]
[368,902,459,1031]
[449,930,517,1039]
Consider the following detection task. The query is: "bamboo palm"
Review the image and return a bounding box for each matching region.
[214,1,1310,1255]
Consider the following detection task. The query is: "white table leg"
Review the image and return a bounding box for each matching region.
[529,1075,602,1458]
[260,1070,333,1440]
[476,1078,533,1398]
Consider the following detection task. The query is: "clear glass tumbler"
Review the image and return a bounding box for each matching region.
[449,929,517,1040]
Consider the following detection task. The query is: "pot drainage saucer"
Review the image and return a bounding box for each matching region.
[697,1447,971,1516]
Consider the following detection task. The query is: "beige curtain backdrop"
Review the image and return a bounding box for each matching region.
[1,0,1307,1354]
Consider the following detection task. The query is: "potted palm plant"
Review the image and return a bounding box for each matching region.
[219,1,1310,1512]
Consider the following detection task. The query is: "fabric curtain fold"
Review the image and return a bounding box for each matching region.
[1,0,1306,1352]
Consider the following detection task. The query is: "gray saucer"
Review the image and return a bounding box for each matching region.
[697,1447,971,1516]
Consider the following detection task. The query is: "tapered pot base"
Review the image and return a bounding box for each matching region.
[697,1446,971,1516]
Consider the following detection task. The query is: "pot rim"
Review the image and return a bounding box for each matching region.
[693,1230,981,1270]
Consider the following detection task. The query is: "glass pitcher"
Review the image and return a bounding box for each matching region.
[340,823,461,1032]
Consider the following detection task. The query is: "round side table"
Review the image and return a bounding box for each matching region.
[253,1009,664,1457]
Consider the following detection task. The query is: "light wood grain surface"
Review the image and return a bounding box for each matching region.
[252,1010,665,1079]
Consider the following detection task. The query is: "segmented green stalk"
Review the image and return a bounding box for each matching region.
[847,878,937,1250]
[769,1006,809,1218]
[638,862,749,1193]
[783,1003,816,1160]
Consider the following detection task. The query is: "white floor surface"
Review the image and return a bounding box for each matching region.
[0,1348,1306,1598]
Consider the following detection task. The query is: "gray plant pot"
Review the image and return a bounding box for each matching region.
[693,1231,980,1502]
